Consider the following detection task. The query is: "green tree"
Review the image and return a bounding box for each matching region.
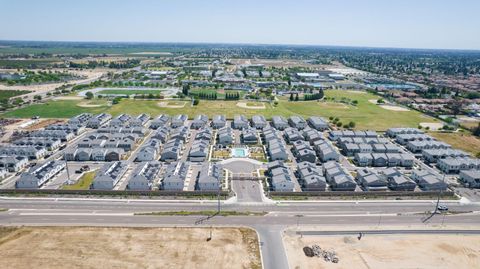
[85,91,94,100]
[182,84,190,96]
[473,123,480,137]
[193,96,200,106]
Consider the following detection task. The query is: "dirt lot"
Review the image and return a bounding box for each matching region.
[23,118,65,131]
[0,226,261,269]
[284,233,480,269]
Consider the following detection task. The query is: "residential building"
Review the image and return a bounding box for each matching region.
[0,146,47,160]
[269,166,295,191]
[128,161,161,190]
[16,161,65,189]
[189,140,209,162]
[288,116,307,130]
[86,113,112,129]
[162,162,189,190]
[251,115,267,129]
[160,138,183,161]
[271,116,289,130]
[171,114,188,128]
[211,115,226,129]
[196,163,223,190]
[92,161,128,190]
[130,113,150,127]
[135,139,162,162]
[307,116,329,131]
[459,170,480,188]
[356,169,388,191]
[233,115,249,129]
[191,114,209,129]
[149,114,170,129]
[217,126,234,146]
[437,157,479,174]
[241,128,258,144]
[0,156,28,172]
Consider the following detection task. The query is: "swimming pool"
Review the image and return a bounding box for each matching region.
[231,148,249,158]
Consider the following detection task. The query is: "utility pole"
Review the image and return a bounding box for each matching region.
[64,152,71,184]
[295,214,303,237]
[423,173,446,223]
[217,183,221,214]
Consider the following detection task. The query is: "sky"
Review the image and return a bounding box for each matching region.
[1,0,479,50]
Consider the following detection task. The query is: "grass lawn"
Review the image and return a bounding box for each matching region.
[245,102,265,107]
[2,90,439,131]
[97,89,165,95]
[0,90,31,101]
[62,171,96,190]
[429,131,480,156]
[79,99,110,106]
[3,100,107,118]
[190,88,226,99]
[167,101,186,106]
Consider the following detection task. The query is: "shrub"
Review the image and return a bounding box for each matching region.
[85,91,94,99]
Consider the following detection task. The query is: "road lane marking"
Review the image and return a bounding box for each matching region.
[18,212,134,216]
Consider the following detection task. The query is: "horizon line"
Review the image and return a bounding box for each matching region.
[1,39,479,53]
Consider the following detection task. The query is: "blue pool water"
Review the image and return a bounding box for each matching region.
[232,148,248,157]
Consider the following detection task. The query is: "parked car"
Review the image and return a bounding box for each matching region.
[437,205,448,211]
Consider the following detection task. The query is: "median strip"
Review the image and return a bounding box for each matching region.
[135,210,267,217]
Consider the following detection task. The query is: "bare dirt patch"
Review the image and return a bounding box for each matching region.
[236,102,266,109]
[76,102,105,108]
[54,96,83,100]
[420,122,444,130]
[157,101,186,108]
[284,233,480,269]
[0,226,261,269]
[129,52,172,55]
[23,119,65,131]
[379,105,410,111]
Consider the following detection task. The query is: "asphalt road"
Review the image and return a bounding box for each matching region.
[1,197,480,269]
[231,180,264,203]
[298,229,480,236]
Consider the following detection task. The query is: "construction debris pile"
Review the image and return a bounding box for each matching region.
[303,244,339,263]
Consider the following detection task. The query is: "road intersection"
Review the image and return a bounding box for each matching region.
[1,196,480,269]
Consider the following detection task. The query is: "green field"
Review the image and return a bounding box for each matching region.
[0,90,31,102]
[62,171,96,190]
[190,88,226,99]
[0,46,172,55]
[97,89,165,95]
[2,90,439,131]
[0,59,61,69]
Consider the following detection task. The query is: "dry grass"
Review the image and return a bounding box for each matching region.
[0,226,261,269]
[430,132,480,156]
